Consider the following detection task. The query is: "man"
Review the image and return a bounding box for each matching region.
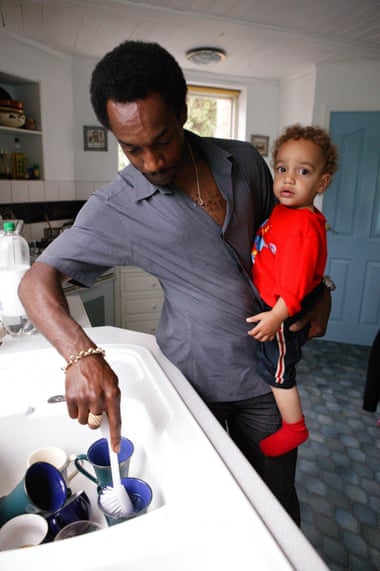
[19,41,330,525]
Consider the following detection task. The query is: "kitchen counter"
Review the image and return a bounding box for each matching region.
[0,327,328,570]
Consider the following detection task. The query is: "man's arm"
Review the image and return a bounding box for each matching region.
[18,262,121,452]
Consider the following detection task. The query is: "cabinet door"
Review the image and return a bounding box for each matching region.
[116,267,164,334]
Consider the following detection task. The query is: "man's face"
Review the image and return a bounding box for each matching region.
[107,92,187,187]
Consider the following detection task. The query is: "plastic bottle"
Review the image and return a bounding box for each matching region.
[0,221,34,336]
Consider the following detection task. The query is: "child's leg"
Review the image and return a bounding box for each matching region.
[260,386,309,456]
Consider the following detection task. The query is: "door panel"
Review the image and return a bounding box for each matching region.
[323,111,380,346]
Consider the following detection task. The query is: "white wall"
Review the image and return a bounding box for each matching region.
[279,67,316,129]
[313,61,380,127]
[72,58,118,182]
[244,78,280,168]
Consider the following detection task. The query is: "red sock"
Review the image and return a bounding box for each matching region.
[259,416,309,457]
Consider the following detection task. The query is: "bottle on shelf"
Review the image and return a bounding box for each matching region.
[11,138,28,179]
[0,221,35,336]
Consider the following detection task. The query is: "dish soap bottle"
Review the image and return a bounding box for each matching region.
[0,221,35,336]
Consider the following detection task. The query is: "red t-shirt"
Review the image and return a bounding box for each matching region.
[251,204,327,316]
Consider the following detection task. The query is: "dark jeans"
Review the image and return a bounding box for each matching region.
[207,392,300,526]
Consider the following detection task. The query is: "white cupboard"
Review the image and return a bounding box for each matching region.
[115,266,164,334]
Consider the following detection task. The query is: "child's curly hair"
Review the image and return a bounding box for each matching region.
[272,124,339,176]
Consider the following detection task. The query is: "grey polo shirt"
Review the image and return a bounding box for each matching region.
[39,132,275,402]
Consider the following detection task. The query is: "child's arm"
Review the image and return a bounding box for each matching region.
[246,297,289,342]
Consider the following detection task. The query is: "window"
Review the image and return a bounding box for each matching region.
[118,84,240,169]
[184,85,240,139]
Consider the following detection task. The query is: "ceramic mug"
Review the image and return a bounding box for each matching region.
[0,462,69,527]
[98,477,153,526]
[45,490,91,540]
[27,446,78,484]
[0,513,48,550]
[74,437,134,487]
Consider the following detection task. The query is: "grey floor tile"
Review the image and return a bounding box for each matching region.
[295,339,379,571]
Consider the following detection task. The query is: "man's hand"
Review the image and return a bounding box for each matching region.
[289,286,331,339]
[65,354,122,452]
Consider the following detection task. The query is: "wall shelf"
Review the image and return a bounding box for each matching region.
[0,72,43,180]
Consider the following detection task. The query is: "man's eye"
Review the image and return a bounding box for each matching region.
[124,147,139,155]
[155,139,170,148]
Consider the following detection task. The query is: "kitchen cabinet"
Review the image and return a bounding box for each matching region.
[116,266,164,334]
[0,72,43,180]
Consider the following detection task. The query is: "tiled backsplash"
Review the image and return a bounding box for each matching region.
[0,179,110,202]
[0,179,110,243]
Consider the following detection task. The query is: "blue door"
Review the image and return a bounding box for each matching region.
[323,111,380,346]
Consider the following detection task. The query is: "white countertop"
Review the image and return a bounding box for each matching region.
[0,327,328,571]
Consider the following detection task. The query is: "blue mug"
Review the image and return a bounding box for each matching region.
[45,490,91,541]
[74,437,134,487]
[0,462,69,526]
[98,477,153,526]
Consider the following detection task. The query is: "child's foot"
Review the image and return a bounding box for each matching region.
[260,416,309,456]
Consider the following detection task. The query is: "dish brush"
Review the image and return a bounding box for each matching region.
[100,414,134,518]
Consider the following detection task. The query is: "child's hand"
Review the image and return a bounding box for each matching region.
[246,311,282,342]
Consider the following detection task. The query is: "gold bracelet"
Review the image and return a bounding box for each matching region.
[62,347,106,374]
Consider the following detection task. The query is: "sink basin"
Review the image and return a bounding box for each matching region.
[0,330,328,570]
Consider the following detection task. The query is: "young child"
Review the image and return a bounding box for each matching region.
[247,124,338,457]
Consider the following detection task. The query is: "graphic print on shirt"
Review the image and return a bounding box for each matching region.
[251,217,276,264]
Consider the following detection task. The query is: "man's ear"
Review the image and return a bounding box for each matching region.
[317,173,331,194]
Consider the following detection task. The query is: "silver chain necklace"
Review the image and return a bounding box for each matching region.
[187,142,204,206]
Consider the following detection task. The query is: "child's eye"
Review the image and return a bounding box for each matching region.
[298,167,310,175]
[276,166,286,174]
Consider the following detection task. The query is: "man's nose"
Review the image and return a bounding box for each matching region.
[143,149,164,173]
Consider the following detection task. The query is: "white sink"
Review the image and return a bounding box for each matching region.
[0,329,328,571]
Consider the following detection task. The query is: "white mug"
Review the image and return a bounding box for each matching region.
[0,513,48,550]
[27,446,78,483]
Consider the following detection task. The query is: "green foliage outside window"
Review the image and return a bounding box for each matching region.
[185,96,217,137]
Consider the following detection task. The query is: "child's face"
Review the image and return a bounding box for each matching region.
[273,138,331,209]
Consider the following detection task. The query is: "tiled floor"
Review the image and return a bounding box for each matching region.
[296,339,379,571]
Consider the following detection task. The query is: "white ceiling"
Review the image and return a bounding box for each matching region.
[1,0,380,81]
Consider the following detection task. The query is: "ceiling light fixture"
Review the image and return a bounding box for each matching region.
[185,47,226,65]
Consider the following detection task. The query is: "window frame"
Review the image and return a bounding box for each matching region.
[186,84,240,139]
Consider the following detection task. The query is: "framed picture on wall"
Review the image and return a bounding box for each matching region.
[83,126,108,151]
[250,134,269,157]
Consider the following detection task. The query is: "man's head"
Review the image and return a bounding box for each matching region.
[90,40,187,129]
